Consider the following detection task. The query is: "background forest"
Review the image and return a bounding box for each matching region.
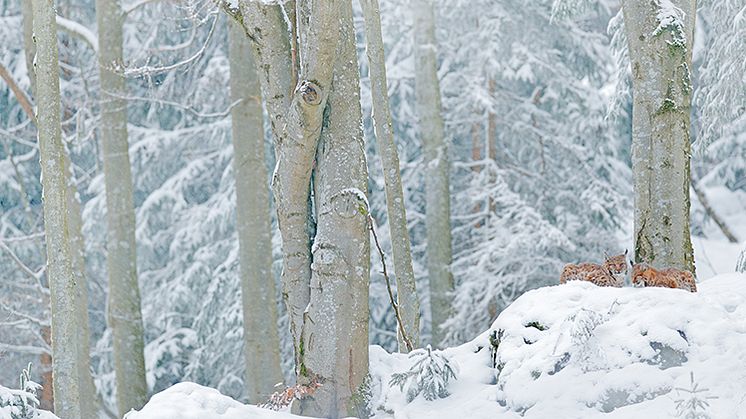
[0,0,744,417]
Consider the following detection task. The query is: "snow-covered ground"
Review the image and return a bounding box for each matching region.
[125,272,746,419]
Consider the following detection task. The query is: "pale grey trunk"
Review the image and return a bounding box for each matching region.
[64,153,97,419]
[360,0,420,352]
[296,1,369,417]
[623,0,696,273]
[32,0,81,416]
[228,21,284,402]
[96,0,148,414]
[238,0,339,373]
[22,0,36,95]
[412,0,453,347]
[237,3,307,366]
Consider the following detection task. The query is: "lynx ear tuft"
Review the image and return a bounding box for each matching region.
[624,249,628,256]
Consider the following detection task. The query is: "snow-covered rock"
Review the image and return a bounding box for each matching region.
[371,273,746,418]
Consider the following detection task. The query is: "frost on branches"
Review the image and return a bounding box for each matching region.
[0,365,57,419]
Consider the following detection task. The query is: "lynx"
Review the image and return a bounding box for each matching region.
[631,263,697,292]
[559,251,629,287]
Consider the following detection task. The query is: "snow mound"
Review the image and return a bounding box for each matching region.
[370,273,746,418]
[123,382,301,419]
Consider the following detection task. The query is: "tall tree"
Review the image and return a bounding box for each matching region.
[411,0,453,347]
[622,0,696,273]
[32,0,82,416]
[360,0,419,352]
[227,20,283,402]
[298,0,370,415]
[226,0,370,415]
[96,0,148,414]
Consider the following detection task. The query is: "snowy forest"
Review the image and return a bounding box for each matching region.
[1,0,745,417]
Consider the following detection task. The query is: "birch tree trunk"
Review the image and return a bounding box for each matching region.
[412,0,453,347]
[297,1,369,416]
[32,0,82,416]
[360,0,420,352]
[623,0,696,273]
[96,0,148,414]
[227,20,284,402]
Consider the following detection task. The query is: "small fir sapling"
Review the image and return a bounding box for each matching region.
[0,364,43,419]
[389,345,458,403]
[674,372,717,419]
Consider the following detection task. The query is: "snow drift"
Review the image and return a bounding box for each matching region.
[127,273,746,419]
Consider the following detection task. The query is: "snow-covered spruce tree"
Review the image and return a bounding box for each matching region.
[96,0,148,413]
[229,0,371,416]
[432,0,631,344]
[360,0,420,352]
[227,20,283,402]
[31,0,83,415]
[412,0,454,349]
[622,0,696,273]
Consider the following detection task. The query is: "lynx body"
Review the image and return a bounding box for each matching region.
[631,263,697,292]
[559,251,629,288]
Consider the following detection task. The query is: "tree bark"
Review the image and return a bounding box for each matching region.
[64,152,97,419]
[360,0,420,352]
[227,20,284,403]
[412,0,453,347]
[32,0,82,416]
[22,0,36,96]
[623,0,696,273]
[297,1,369,416]
[237,0,339,373]
[95,0,148,414]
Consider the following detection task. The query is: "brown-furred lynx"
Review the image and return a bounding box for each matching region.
[631,263,697,292]
[559,250,629,287]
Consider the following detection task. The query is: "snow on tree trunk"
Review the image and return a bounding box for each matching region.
[622,0,696,273]
[412,0,454,347]
[95,0,148,414]
[237,0,339,373]
[32,0,82,416]
[227,21,284,402]
[360,0,420,352]
[296,1,369,416]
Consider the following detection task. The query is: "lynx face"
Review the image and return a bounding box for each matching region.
[603,251,629,283]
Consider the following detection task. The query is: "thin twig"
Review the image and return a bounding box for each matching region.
[368,214,414,352]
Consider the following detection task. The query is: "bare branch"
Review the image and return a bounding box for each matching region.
[56,15,99,53]
[0,62,36,123]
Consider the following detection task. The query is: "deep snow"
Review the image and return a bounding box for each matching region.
[121,273,746,419]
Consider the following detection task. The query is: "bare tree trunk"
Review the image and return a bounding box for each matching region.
[32,0,82,416]
[623,0,696,273]
[96,0,148,414]
[64,152,97,419]
[22,0,36,96]
[236,0,339,373]
[412,0,453,347]
[360,0,420,352]
[227,21,284,402]
[295,2,369,418]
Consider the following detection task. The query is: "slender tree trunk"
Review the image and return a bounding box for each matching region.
[297,2,369,416]
[64,153,97,419]
[32,0,82,416]
[95,0,148,414]
[22,0,36,96]
[623,0,696,273]
[691,178,739,243]
[227,21,284,402]
[360,0,420,352]
[412,0,453,347]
